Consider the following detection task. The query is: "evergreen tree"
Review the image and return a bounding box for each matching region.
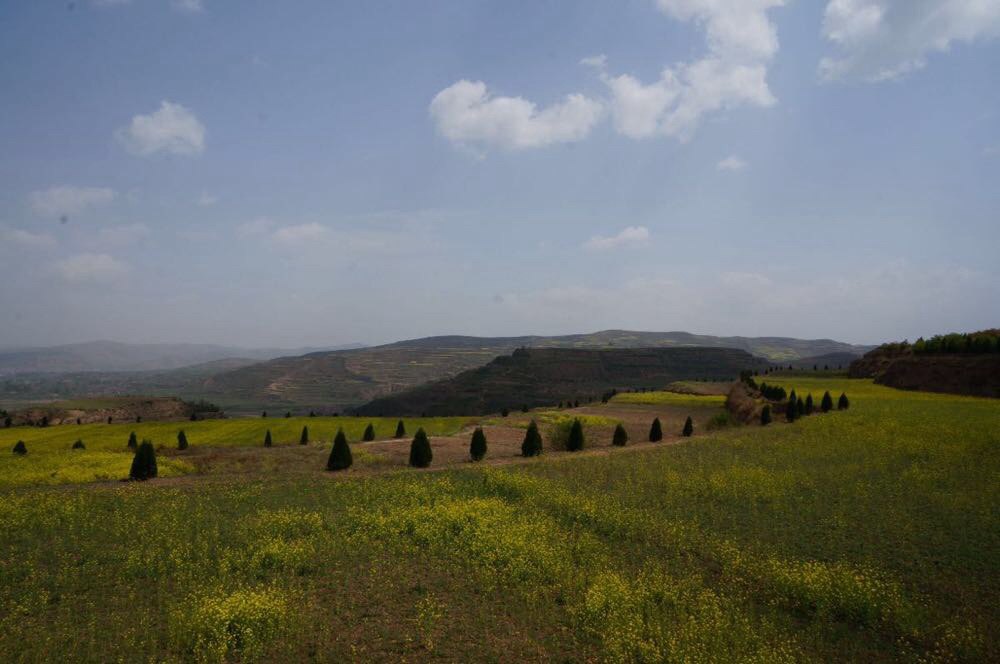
[682,416,693,437]
[129,440,157,481]
[761,405,772,425]
[12,440,26,455]
[177,430,188,450]
[3,416,11,428]
[135,416,141,424]
[567,418,585,452]
[327,428,353,471]
[805,394,814,415]
[73,439,85,450]
[363,423,376,442]
[470,427,487,461]
[521,420,543,457]
[649,417,663,442]
[821,391,834,413]
[300,426,309,445]
[612,423,628,447]
[127,431,138,450]
[838,393,850,410]
[395,420,406,438]
[521,404,529,413]
[796,397,805,416]
[262,411,267,418]
[501,408,510,417]
[264,429,273,447]
[284,411,291,418]
[409,428,433,467]
[107,416,113,424]
[309,411,316,417]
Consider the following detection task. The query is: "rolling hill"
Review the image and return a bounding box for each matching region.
[353,346,769,416]
[197,330,868,411]
[0,341,364,375]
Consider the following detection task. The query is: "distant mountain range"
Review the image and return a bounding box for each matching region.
[0,340,365,374]
[0,331,872,412]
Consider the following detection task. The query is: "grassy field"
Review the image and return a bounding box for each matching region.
[0,416,470,488]
[0,378,996,661]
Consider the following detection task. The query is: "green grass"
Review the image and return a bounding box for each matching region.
[612,390,727,406]
[0,416,469,487]
[0,380,997,661]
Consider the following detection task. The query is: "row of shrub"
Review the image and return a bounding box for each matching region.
[759,390,849,426]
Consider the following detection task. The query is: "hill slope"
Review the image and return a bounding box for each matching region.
[201,330,867,411]
[354,346,768,416]
[0,341,363,375]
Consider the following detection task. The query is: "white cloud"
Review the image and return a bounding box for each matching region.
[197,192,218,206]
[580,54,608,68]
[2,227,56,248]
[602,0,784,140]
[429,80,604,150]
[820,0,1000,82]
[98,223,150,247]
[716,154,747,171]
[272,223,328,244]
[172,0,203,13]
[584,225,650,251]
[53,253,129,284]
[29,186,115,218]
[116,101,205,156]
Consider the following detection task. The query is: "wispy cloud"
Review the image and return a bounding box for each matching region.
[53,253,129,284]
[29,186,115,218]
[584,225,650,251]
[716,155,747,171]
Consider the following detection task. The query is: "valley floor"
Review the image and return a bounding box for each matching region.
[0,378,997,661]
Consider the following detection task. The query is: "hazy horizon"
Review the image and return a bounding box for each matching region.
[2,1,998,349]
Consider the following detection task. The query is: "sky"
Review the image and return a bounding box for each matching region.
[1,0,998,348]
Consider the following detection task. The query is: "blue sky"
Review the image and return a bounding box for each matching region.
[1,0,998,348]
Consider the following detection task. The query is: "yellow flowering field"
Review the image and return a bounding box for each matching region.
[0,378,996,661]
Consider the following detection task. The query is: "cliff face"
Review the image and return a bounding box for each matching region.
[354,347,767,416]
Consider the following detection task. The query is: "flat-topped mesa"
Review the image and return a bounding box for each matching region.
[354,346,768,417]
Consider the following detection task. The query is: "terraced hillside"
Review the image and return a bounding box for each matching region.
[200,331,865,412]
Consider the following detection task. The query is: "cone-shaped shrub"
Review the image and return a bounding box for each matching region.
[501,408,509,417]
[409,428,433,468]
[127,431,138,450]
[394,420,406,438]
[264,429,272,447]
[12,440,26,455]
[797,397,805,416]
[682,416,693,437]
[786,390,798,422]
[363,423,376,442]
[177,430,188,450]
[821,391,834,413]
[470,427,487,461]
[521,420,543,457]
[300,426,309,445]
[649,417,663,442]
[567,418,585,452]
[761,405,772,426]
[612,423,628,447]
[327,428,353,471]
[838,393,850,410]
[72,439,85,450]
[129,440,157,481]
[805,394,814,415]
